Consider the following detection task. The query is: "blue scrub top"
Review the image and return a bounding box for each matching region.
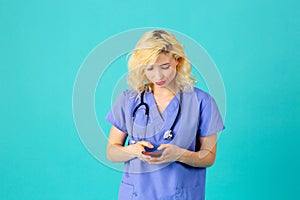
[106,87,225,200]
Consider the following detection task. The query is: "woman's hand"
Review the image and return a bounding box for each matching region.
[127,141,154,162]
[146,144,184,165]
[107,126,155,162]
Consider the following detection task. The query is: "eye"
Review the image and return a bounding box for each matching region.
[146,66,153,71]
[160,64,170,70]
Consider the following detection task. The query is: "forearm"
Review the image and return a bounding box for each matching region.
[177,148,216,168]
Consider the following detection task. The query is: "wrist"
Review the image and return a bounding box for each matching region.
[176,147,186,162]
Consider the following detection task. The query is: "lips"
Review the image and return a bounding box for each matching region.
[155,81,166,86]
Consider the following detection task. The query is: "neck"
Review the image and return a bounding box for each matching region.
[152,85,179,97]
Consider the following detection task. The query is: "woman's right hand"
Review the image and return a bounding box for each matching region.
[107,126,155,162]
[127,141,154,162]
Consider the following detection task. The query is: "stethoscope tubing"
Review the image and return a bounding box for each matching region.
[130,90,182,143]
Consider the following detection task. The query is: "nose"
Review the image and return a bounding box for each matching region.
[152,68,163,80]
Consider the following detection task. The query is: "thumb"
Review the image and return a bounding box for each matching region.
[157,144,168,150]
[139,141,154,148]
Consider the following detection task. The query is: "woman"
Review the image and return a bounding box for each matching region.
[106,30,225,199]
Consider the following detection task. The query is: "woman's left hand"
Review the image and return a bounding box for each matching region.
[146,144,184,164]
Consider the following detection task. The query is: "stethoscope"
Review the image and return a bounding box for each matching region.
[130,90,182,144]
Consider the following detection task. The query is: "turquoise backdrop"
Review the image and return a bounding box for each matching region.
[1,0,299,199]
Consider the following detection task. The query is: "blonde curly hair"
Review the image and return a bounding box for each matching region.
[127,30,196,93]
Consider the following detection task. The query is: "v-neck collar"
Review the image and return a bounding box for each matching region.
[147,91,181,122]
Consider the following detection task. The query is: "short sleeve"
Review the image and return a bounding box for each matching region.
[198,94,225,137]
[105,91,128,133]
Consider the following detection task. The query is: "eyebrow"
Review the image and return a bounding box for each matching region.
[158,62,170,66]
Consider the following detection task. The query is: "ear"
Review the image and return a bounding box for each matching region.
[174,57,180,68]
[172,54,180,64]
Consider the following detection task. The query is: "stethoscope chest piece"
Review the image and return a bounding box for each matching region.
[163,130,173,140]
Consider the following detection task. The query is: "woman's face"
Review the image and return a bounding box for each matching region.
[144,53,178,91]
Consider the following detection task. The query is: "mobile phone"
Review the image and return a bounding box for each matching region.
[142,151,162,157]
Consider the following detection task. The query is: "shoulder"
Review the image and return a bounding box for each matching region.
[120,89,139,99]
[189,87,212,103]
[117,89,140,106]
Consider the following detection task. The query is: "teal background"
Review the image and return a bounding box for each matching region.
[1,0,299,199]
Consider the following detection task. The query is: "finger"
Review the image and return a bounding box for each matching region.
[141,154,152,162]
[157,144,168,150]
[147,160,161,164]
[146,158,160,164]
[147,158,165,165]
[139,141,154,148]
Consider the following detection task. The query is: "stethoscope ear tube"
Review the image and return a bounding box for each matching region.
[132,91,149,117]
